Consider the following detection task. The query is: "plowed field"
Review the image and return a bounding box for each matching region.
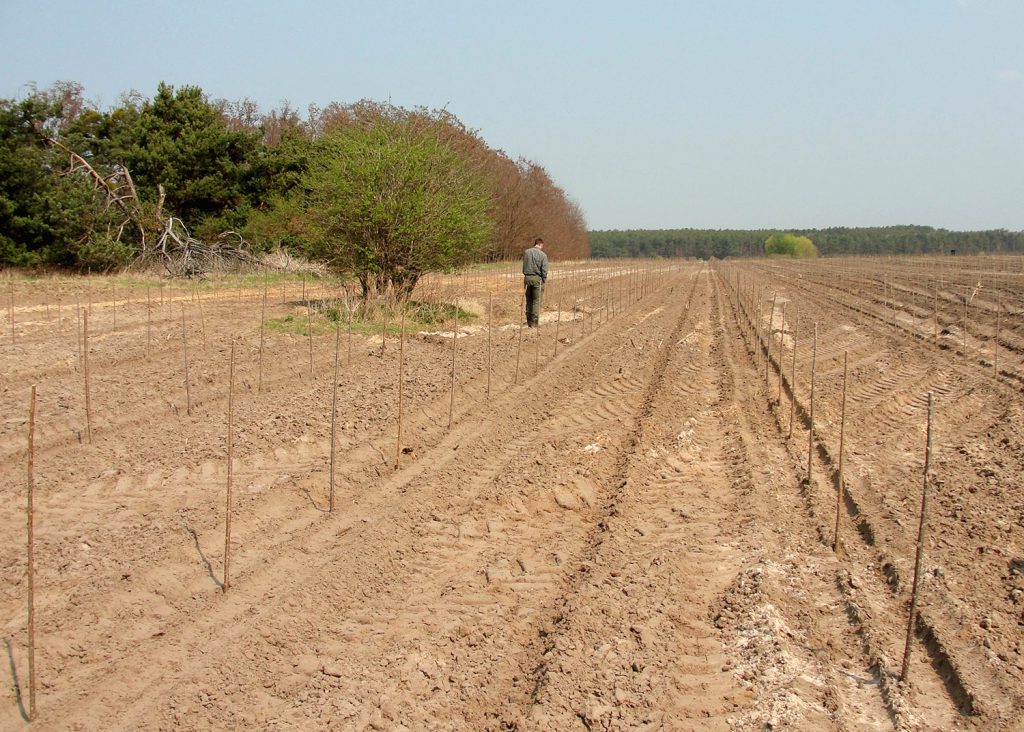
[1,256,1021,730]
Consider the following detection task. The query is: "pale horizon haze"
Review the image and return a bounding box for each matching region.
[1,0,1021,232]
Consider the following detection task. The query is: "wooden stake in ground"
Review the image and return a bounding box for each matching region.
[83,312,93,443]
[395,311,406,470]
[777,303,787,405]
[307,305,314,379]
[258,276,267,393]
[76,302,82,370]
[329,320,341,511]
[962,291,968,352]
[26,384,38,721]
[891,276,897,327]
[486,292,492,400]
[535,311,541,373]
[348,301,354,365]
[554,295,562,357]
[223,342,235,592]
[788,311,798,439]
[755,284,763,370]
[833,351,848,554]
[514,295,524,385]
[765,292,777,385]
[197,297,207,351]
[807,322,818,483]
[9,282,15,344]
[180,305,192,417]
[146,286,152,358]
[901,391,935,682]
[448,302,458,430]
[571,297,579,343]
[994,305,1000,374]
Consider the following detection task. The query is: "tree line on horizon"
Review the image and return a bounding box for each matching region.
[588,225,1024,259]
[0,81,589,287]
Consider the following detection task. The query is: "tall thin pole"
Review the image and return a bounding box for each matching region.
[962,291,968,352]
[26,385,38,721]
[514,295,524,385]
[756,285,763,370]
[994,306,1000,374]
[486,292,492,399]
[197,297,207,351]
[554,295,562,357]
[307,305,314,379]
[807,323,818,483]
[448,302,458,430]
[891,276,897,327]
[181,305,191,417]
[788,312,798,439]
[76,301,82,369]
[571,297,579,343]
[765,293,777,384]
[146,286,152,358]
[223,342,235,591]
[901,392,935,681]
[776,303,786,405]
[833,351,848,553]
[395,311,406,470]
[329,320,340,511]
[83,312,93,443]
[258,275,267,393]
[347,300,354,365]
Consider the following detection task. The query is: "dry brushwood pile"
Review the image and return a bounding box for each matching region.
[1,255,1023,731]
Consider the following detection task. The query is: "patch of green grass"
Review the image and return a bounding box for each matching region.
[266,313,343,337]
[266,300,477,337]
[406,300,477,325]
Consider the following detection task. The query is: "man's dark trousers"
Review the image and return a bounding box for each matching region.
[524,275,544,327]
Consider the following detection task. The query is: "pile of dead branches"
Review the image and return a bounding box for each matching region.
[143,219,262,277]
[48,136,262,277]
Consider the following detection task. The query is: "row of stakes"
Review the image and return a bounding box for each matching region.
[757,263,1012,374]
[12,262,680,721]
[725,267,937,685]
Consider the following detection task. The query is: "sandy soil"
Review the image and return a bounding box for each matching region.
[0,257,1021,731]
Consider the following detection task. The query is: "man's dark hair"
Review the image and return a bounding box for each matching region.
[534,237,544,246]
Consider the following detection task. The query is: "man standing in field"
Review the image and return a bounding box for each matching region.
[522,237,548,327]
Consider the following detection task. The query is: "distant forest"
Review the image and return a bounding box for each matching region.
[588,226,1024,259]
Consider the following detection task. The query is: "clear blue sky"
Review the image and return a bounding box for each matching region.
[2,0,1022,232]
